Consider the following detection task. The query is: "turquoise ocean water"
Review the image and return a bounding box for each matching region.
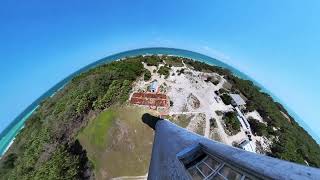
[0,47,318,156]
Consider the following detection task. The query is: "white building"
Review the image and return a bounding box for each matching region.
[230,94,246,108]
[149,80,158,93]
[238,139,255,153]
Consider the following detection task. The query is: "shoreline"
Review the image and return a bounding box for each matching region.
[0,106,38,157]
[0,138,14,160]
[0,47,318,157]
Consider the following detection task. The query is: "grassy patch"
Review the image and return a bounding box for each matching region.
[167,114,193,128]
[78,110,115,150]
[78,106,154,179]
[195,122,205,136]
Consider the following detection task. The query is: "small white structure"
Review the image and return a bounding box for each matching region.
[150,80,158,92]
[230,94,246,107]
[239,139,255,153]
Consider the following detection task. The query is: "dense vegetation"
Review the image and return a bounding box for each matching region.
[209,118,217,129]
[223,112,241,135]
[163,56,184,67]
[157,65,171,78]
[184,58,320,167]
[204,76,220,85]
[220,94,232,105]
[248,118,268,137]
[144,69,151,81]
[0,57,145,179]
[140,55,162,66]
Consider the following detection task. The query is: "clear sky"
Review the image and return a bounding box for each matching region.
[0,1,319,142]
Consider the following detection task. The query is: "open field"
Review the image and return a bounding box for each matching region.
[78,110,115,150]
[78,106,154,180]
[167,114,193,128]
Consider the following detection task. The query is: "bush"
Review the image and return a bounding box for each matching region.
[223,112,240,135]
[218,88,228,94]
[177,68,185,75]
[144,70,151,81]
[157,65,171,78]
[245,100,256,112]
[248,118,267,136]
[209,118,217,129]
[204,76,219,85]
[212,79,220,85]
[215,110,223,116]
[220,94,232,105]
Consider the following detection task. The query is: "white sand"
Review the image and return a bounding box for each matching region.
[245,110,265,124]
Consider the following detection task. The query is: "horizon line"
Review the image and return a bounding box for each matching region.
[1,46,319,144]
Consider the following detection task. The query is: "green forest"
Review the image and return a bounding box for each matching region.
[223,112,241,135]
[0,55,319,180]
[0,57,145,179]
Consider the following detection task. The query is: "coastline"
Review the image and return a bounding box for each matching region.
[0,138,14,160]
[0,106,38,156]
[0,47,318,157]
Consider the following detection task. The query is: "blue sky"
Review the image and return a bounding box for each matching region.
[0,0,319,142]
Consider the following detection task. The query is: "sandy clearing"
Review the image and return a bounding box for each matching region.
[132,60,267,152]
[245,110,265,124]
[164,66,246,145]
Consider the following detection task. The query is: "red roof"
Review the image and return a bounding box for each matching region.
[130,92,168,107]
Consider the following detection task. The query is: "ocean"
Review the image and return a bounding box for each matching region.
[0,47,318,156]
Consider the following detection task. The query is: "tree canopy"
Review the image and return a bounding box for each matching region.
[0,57,145,179]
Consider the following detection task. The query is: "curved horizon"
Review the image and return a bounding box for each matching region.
[1,47,319,156]
[2,1,320,156]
